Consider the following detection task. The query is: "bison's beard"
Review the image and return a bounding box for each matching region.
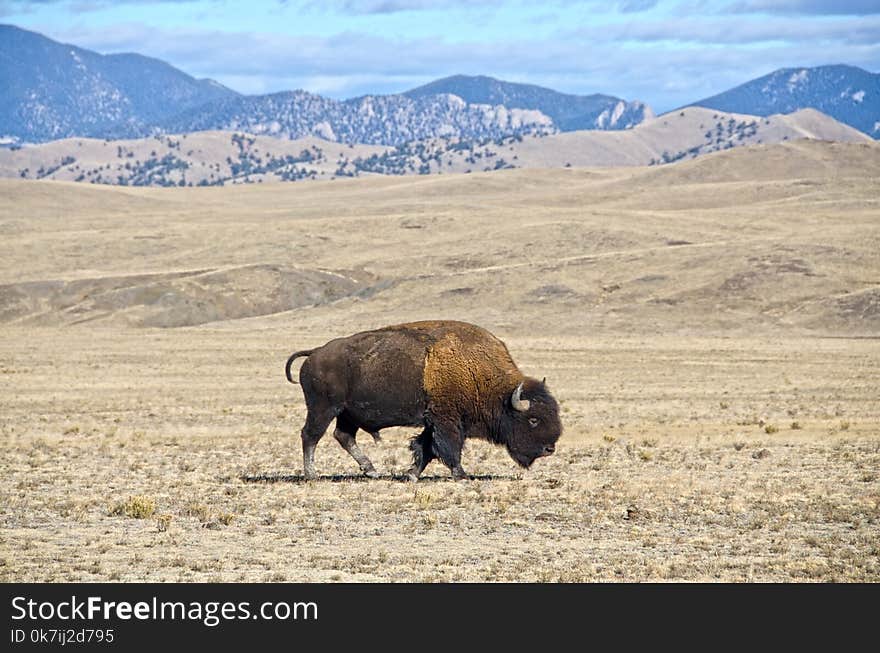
[509,450,536,469]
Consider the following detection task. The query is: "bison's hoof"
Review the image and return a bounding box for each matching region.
[405,471,420,482]
[364,469,380,479]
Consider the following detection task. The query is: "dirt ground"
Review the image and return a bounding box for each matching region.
[1,141,878,582]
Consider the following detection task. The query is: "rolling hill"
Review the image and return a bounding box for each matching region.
[0,131,387,186]
[478,106,873,169]
[0,106,869,186]
[1,139,878,335]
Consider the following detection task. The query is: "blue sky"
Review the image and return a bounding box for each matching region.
[2,0,878,111]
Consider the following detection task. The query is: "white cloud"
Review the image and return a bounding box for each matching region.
[300,0,662,15]
[29,8,880,112]
[724,1,880,16]
[565,14,880,45]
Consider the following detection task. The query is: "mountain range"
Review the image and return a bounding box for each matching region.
[2,24,877,148]
[0,24,638,145]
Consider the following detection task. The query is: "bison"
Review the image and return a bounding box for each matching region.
[285,320,562,480]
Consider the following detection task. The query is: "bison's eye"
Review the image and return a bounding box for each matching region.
[528,417,539,428]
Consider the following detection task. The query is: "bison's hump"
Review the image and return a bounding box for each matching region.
[422,325,522,409]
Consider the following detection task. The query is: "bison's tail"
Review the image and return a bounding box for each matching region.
[285,350,314,384]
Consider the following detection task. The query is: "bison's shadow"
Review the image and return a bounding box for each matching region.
[239,472,519,484]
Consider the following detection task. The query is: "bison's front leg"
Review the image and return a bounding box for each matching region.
[429,419,469,480]
[407,428,435,481]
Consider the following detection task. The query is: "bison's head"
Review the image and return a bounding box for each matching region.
[504,378,562,469]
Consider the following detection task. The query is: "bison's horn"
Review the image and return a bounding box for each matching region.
[511,382,530,412]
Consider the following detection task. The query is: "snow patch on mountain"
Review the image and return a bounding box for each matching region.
[788,69,809,91]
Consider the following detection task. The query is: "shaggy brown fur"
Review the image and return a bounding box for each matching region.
[423,322,522,411]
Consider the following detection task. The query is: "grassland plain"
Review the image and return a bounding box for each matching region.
[1,140,878,581]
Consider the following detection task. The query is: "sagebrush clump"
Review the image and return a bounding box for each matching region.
[109,495,156,519]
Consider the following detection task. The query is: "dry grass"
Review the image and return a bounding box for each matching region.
[0,141,878,582]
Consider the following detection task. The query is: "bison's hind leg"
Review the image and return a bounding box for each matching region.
[301,406,338,481]
[334,413,380,479]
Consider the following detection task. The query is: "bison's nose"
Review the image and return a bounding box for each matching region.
[543,444,556,455]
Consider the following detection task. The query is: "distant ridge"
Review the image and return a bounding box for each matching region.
[404,74,652,131]
[152,89,557,146]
